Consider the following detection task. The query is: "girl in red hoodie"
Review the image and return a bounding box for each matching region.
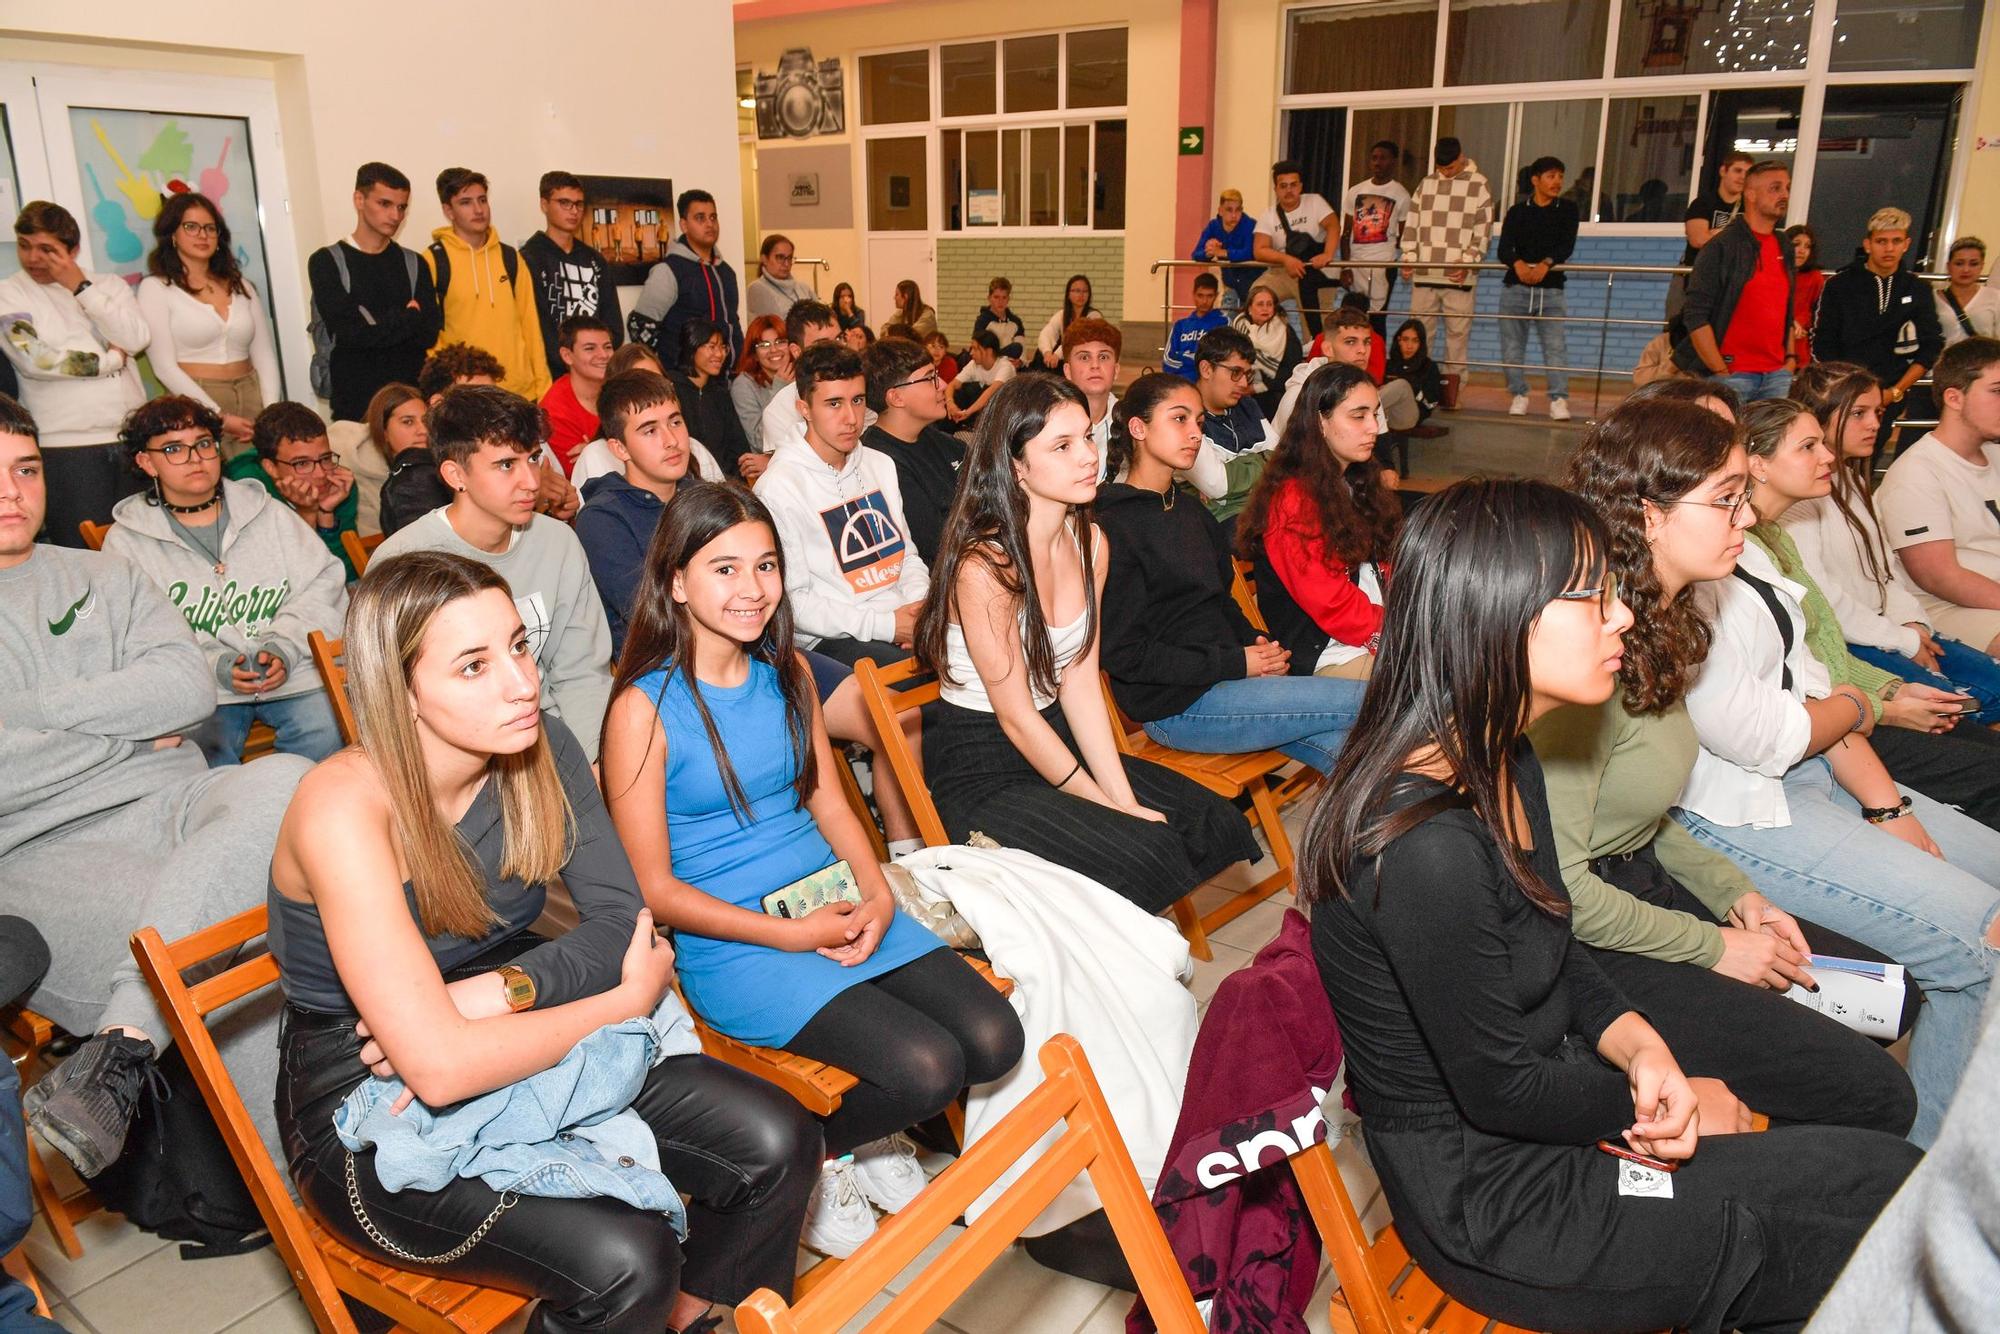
[1237,361,1402,679]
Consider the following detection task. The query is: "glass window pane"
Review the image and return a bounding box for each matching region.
[1615,0,1812,77]
[1347,108,1433,199]
[1064,123,1091,226]
[1287,2,1438,96]
[736,68,755,139]
[1704,87,1804,186]
[1514,99,1603,216]
[865,135,928,231]
[860,49,930,125]
[1003,35,1060,114]
[0,107,20,278]
[1832,0,1982,71]
[1436,103,1511,187]
[1446,0,1608,86]
[941,42,997,118]
[1601,95,1697,223]
[1282,107,1348,203]
[1001,127,1024,226]
[1026,127,1060,227]
[1810,84,1962,265]
[1093,120,1127,231]
[942,129,964,231]
[1065,28,1128,109]
[965,129,1000,227]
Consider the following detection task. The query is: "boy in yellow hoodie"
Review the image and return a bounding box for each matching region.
[423,168,550,401]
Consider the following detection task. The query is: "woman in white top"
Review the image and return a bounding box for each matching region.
[136,192,279,455]
[1936,237,2000,347]
[1785,360,2000,722]
[913,374,1257,916]
[1034,275,1099,369]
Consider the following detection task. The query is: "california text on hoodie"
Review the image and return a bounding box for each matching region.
[1095,480,1261,722]
[1813,259,1946,389]
[103,478,348,707]
[628,240,743,371]
[756,433,932,648]
[0,268,150,448]
[520,232,624,384]
[423,227,551,401]
[374,507,614,761]
[1398,158,1495,289]
[574,471,670,657]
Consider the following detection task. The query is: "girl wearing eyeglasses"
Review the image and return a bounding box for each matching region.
[1537,397,1920,1151]
[101,395,345,765]
[730,314,793,455]
[135,193,279,458]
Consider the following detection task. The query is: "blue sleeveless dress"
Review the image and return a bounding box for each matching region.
[642,659,943,1046]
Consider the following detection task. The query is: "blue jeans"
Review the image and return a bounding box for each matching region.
[191,691,343,767]
[1498,284,1568,398]
[1141,675,1366,775]
[1715,368,1793,403]
[1677,755,2000,1147]
[1849,637,2000,725]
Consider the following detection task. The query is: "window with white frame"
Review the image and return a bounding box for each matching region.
[860,28,1127,233]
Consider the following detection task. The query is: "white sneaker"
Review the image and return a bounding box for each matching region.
[1509,394,1529,416]
[1549,398,1572,421]
[802,1159,878,1258]
[850,1133,929,1213]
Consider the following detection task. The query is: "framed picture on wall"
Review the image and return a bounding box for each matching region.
[576,174,676,285]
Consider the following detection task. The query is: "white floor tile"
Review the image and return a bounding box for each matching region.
[1207,896,1289,953]
[221,1291,316,1332]
[933,1245,1116,1334]
[67,1237,291,1332]
[22,1210,169,1302]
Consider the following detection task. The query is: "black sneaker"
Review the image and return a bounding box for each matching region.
[23,1031,157,1178]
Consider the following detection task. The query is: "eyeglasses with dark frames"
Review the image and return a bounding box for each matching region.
[1552,570,1621,619]
[144,437,221,464]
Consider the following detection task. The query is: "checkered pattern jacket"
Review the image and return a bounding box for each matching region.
[1399,158,1495,286]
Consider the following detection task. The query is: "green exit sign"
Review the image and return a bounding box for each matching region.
[1179,126,1205,155]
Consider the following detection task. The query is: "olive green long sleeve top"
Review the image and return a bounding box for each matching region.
[1530,696,1760,968]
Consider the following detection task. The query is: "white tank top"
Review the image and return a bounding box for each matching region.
[940,525,1097,712]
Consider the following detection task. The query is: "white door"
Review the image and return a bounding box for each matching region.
[866,235,935,327]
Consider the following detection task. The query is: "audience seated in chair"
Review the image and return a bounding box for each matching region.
[861,336,966,566]
[224,401,361,580]
[0,392,307,1180]
[539,315,615,474]
[570,342,723,490]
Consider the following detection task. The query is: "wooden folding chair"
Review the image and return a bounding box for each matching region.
[1230,558,1325,811]
[853,655,1215,960]
[1,1244,51,1318]
[341,530,386,578]
[2,1006,93,1261]
[130,909,531,1333]
[735,1034,1204,1334]
[76,520,110,552]
[308,632,357,748]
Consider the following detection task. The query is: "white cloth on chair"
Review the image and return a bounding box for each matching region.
[895,844,1197,1235]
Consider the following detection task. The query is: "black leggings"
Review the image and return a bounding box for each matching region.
[783,948,1025,1156]
[1584,848,1918,1138]
[1872,721,2000,832]
[280,1006,822,1334]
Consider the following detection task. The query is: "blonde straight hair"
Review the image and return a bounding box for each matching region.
[344,551,572,939]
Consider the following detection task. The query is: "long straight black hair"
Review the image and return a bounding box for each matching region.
[916,374,1098,702]
[1304,478,1610,916]
[608,481,818,821]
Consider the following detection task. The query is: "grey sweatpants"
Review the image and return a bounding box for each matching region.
[0,754,308,1164]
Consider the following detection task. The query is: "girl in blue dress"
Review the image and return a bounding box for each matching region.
[600,481,1024,1257]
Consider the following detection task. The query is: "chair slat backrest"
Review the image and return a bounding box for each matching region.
[851,656,950,848]
[341,530,386,578]
[734,1035,1204,1334]
[129,912,362,1334]
[78,521,111,552]
[308,632,356,747]
[1230,558,1269,633]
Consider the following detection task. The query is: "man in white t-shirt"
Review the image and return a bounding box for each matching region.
[1252,160,1339,342]
[946,330,1016,426]
[1876,336,2000,654]
[1340,141,1412,331]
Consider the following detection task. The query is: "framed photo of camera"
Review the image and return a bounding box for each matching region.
[755,47,846,140]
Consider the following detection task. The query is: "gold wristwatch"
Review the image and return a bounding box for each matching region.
[496,965,536,1013]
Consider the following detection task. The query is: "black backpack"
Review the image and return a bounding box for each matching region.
[83,1044,270,1260]
[428,238,521,303]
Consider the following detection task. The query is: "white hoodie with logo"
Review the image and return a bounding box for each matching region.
[756,433,932,647]
[104,478,348,704]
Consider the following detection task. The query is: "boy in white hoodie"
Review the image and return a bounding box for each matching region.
[0,201,151,548]
[103,396,347,765]
[757,342,930,666]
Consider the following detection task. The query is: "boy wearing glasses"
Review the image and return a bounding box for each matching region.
[225,401,361,579]
[861,337,966,564]
[521,171,623,384]
[104,395,346,765]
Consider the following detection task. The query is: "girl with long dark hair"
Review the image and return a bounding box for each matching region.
[1784,360,2000,720]
[915,375,1258,916]
[1307,478,1919,1332]
[891,280,937,340]
[831,282,865,331]
[668,319,753,477]
[1536,398,1918,1141]
[136,191,278,454]
[1097,372,1363,774]
[1236,361,1401,678]
[269,550,821,1334]
[600,482,1021,1257]
[1382,318,1443,422]
[1034,274,1098,369]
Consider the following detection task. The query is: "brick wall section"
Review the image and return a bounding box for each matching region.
[935,238,1126,349]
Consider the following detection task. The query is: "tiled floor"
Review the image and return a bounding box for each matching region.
[20,802,1375,1333]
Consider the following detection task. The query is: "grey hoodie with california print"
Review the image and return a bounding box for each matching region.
[103,477,349,706]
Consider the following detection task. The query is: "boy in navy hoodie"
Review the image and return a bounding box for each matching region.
[1163,273,1229,382]
[574,369,691,654]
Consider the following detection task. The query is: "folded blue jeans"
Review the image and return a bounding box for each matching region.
[1141,674,1366,776]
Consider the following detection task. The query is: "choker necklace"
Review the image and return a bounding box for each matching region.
[162,493,220,515]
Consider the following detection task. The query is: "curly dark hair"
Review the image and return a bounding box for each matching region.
[417,343,508,401]
[1563,398,1739,714]
[1236,361,1401,570]
[147,193,248,297]
[118,394,223,459]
